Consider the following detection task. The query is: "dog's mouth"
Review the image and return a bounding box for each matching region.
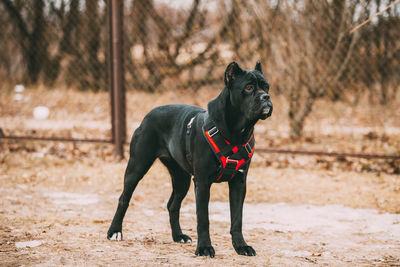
[262,106,270,115]
[259,104,273,120]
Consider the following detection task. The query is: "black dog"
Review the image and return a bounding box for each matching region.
[107,61,272,257]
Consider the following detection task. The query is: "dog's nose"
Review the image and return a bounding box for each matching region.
[260,93,269,102]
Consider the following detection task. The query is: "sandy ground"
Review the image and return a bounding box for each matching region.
[1,142,399,266]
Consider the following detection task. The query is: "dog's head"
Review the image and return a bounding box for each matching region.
[224,61,273,121]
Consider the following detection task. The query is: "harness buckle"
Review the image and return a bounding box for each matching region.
[208,126,218,137]
[245,143,252,154]
[187,116,195,135]
[226,158,239,170]
[227,158,239,164]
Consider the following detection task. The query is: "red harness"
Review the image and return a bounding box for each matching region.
[202,121,255,182]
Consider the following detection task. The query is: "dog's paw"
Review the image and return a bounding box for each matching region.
[173,234,192,243]
[195,245,215,258]
[107,231,123,241]
[234,245,256,256]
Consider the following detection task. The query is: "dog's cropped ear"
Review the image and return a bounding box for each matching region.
[224,61,243,87]
[254,61,263,74]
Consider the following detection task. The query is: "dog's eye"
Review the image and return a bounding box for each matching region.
[245,85,254,91]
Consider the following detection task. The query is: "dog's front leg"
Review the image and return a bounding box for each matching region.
[229,178,256,256]
[194,181,215,258]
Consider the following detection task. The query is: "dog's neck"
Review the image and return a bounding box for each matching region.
[208,87,256,144]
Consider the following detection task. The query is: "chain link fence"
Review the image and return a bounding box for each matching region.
[0,0,108,90]
[0,0,399,159]
[123,0,400,137]
[0,0,113,144]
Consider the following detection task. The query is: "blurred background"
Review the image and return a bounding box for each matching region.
[0,0,399,170]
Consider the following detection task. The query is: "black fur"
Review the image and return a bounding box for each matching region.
[107,61,273,257]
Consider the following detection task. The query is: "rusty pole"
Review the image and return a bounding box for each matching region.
[107,0,115,144]
[108,0,126,158]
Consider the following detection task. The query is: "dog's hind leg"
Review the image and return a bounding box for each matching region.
[160,158,192,243]
[107,126,157,241]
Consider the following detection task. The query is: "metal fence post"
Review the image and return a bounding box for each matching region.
[108,0,126,158]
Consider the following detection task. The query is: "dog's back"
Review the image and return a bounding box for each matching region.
[131,104,204,160]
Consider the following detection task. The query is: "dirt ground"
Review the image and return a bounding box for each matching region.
[1,88,400,266]
[1,141,399,266]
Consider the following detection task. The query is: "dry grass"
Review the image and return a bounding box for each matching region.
[1,86,399,172]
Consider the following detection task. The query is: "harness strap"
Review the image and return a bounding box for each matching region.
[185,116,196,170]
